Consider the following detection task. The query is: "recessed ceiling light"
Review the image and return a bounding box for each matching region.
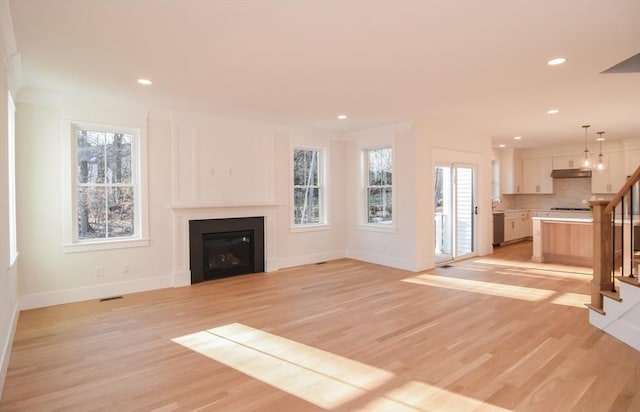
[547,57,566,66]
[498,144,506,148]
[547,109,559,114]
[137,78,152,85]
[337,114,347,120]
[513,136,522,140]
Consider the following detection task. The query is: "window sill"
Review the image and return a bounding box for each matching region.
[63,238,150,254]
[358,223,396,234]
[290,224,331,233]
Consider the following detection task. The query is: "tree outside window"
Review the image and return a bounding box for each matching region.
[75,128,136,240]
[367,147,392,224]
[293,148,322,225]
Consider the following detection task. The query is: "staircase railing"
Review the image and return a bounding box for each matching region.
[590,165,640,311]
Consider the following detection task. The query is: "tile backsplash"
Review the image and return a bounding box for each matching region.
[499,178,612,210]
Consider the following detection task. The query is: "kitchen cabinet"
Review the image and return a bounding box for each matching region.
[624,147,640,176]
[504,211,531,242]
[521,157,553,194]
[592,151,626,194]
[499,149,522,194]
[513,157,523,193]
[552,155,582,170]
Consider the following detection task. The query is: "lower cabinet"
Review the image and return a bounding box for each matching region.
[504,212,531,242]
[504,219,518,242]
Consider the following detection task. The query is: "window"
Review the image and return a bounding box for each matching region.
[8,92,17,266]
[293,148,324,225]
[366,147,393,224]
[73,126,140,242]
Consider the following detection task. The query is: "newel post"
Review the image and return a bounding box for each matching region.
[590,200,612,310]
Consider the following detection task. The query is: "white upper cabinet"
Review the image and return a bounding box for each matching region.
[499,150,552,194]
[499,149,523,194]
[592,151,626,194]
[552,155,582,170]
[625,149,640,176]
[521,157,553,194]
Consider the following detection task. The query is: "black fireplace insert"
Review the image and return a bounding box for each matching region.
[189,217,264,283]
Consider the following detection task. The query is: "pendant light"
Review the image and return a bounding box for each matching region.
[595,131,606,172]
[580,125,593,171]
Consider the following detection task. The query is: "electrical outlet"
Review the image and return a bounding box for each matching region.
[121,264,129,274]
[96,265,104,277]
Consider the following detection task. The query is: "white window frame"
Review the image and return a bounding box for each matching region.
[362,145,395,231]
[291,145,329,232]
[62,121,149,253]
[7,91,17,266]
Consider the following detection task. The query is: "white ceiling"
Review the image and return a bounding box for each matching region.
[7,0,640,148]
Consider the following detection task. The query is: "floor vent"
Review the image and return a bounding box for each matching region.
[99,296,123,302]
[439,264,453,269]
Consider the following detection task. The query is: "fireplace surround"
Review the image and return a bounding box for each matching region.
[189,216,264,283]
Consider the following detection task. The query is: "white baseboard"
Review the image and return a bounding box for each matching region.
[173,270,191,287]
[605,318,640,352]
[346,249,416,272]
[276,250,345,270]
[265,257,278,272]
[19,275,173,311]
[0,303,19,399]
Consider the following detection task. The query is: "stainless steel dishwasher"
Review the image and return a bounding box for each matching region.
[493,212,504,246]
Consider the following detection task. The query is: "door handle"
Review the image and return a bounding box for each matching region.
[474,206,478,215]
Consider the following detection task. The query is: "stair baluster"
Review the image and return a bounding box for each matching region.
[612,204,617,293]
[630,183,635,279]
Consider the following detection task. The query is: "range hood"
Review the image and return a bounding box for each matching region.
[550,168,592,178]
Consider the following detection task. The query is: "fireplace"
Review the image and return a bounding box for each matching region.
[189,217,264,283]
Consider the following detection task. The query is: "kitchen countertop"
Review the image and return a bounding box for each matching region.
[493,209,591,217]
[531,216,592,223]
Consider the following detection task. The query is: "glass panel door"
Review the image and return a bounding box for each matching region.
[456,166,474,257]
[434,165,453,263]
[434,164,476,264]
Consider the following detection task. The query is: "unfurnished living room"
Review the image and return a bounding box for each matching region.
[1,1,640,411]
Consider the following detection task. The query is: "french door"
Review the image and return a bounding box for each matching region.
[434,164,477,264]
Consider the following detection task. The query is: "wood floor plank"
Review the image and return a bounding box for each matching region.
[1,241,639,411]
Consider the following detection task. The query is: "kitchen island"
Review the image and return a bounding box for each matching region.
[531,216,593,266]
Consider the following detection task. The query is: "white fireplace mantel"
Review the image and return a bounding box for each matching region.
[169,203,281,287]
[168,202,282,210]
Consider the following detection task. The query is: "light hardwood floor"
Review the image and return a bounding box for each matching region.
[1,241,639,411]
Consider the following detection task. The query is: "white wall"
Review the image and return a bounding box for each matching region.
[167,109,346,282]
[0,0,19,397]
[345,123,421,271]
[16,99,175,308]
[14,94,348,309]
[414,118,494,270]
[343,120,494,272]
[274,130,347,269]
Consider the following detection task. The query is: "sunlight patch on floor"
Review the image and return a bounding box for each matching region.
[362,380,511,412]
[495,267,592,282]
[550,292,591,308]
[172,323,394,409]
[403,274,588,308]
[472,257,592,276]
[172,323,512,411]
[403,274,555,301]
